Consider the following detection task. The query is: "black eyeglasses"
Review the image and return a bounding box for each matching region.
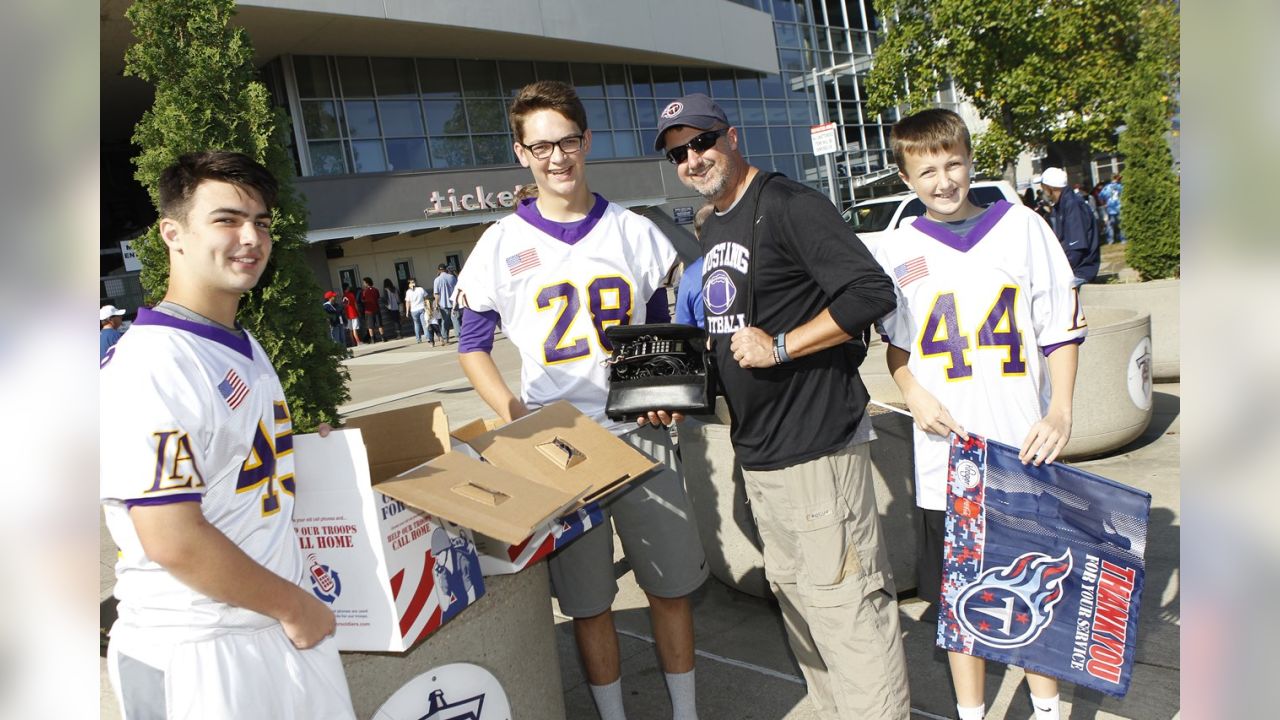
[664,129,727,165]
[519,134,585,160]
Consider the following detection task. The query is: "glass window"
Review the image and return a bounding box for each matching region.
[789,100,812,125]
[773,0,798,22]
[775,22,802,48]
[634,99,657,128]
[337,57,374,97]
[604,65,628,97]
[345,101,380,138]
[571,63,605,97]
[718,99,741,126]
[418,59,461,98]
[613,130,640,158]
[680,68,710,96]
[473,135,514,166]
[770,126,795,154]
[302,101,341,138]
[740,99,766,125]
[293,56,332,98]
[779,50,807,73]
[385,138,429,171]
[651,66,681,97]
[460,60,501,97]
[709,68,736,98]
[380,100,424,136]
[424,100,468,134]
[784,71,811,99]
[583,99,610,130]
[735,72,762,98]
[744,126,771,155]
[535,62,571,84]
[762,73,786,98]
[608,99,634,129]
[589,131,615,159]
[429,137,473,167]
[466,99,507,133]
[823,0,847,26]
[372,57,418,97]
[629,66,653,97]
[499,61,536,97]
[776,155,800,180]
[766,100,789,124]
[793,125,812,152]
[350,140,387,172]
[309,141,346,174]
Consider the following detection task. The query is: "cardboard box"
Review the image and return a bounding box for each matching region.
[375,400,658,546]
[292,407,486,652]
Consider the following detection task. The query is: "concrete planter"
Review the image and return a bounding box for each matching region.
[1082,277,1179,380]
[1061,306,1154,460]
[678,408,919,598]
[341,564,565,720]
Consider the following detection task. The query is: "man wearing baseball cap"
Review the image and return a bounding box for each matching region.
[100,305,127,360]
[1038,167,1100,286]
[322,291,344,345]
[656,95,907,719]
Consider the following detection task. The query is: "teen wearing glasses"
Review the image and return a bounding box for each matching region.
[656,94,908,719]
[454,81,708,720]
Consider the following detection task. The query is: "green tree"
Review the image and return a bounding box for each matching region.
[124,0,348,430]
[867,0,1168,180]
[1120,3,1180,280]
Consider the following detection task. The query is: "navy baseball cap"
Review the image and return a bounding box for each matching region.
[653,94,729,151]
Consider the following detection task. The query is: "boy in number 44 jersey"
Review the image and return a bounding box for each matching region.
[875,109,1087,720]
[100,152,354,719]
[454,82,707,720]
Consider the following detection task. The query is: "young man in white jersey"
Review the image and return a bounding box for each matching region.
[455,81,707,720]
[875,109,1087,720]
[100,151,354,719]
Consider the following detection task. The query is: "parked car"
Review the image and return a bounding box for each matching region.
[843,180,1021,251]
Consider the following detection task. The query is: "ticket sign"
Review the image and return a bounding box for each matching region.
[810,122,839,156]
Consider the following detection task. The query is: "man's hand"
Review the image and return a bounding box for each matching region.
[902,385,967,441]
[1019,406,1072,466]
[636,410,685,427]
[730,327,776,369]
[279,588,338,649]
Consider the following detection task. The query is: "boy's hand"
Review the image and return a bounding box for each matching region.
[637,410,684,427]
[1019,407,1072,466]
[280,588,337,649]
[316,422,334,437]
[902,385,967,440]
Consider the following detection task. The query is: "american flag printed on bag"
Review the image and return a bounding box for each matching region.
[938,434,1151,697]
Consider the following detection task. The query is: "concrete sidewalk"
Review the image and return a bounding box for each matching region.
[100,332,1180,719]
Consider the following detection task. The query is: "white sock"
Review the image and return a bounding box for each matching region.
[589,679,627,720]
[664,669,698,720]
[956,703,985,720]
[1030,692,1060,720]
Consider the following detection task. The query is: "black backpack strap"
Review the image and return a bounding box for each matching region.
[745,172,782,327]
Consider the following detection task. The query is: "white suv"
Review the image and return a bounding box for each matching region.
[843,180,1021,251]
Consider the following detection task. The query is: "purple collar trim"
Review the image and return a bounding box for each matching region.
[515,193,608,246]
[910,199,1014,252]
[133,307,255,359]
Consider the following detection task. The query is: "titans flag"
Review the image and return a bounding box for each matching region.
[938,434,1151,697]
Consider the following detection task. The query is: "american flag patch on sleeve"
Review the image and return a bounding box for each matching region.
[894,256,929,286]
[505,248,540,275]
[218,369,250,409]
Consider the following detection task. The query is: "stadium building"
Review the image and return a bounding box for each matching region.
[101,0,949,308]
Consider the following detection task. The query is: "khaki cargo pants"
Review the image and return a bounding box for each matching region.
[743,441,910,719]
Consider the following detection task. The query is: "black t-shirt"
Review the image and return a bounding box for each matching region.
[699,172,896,470]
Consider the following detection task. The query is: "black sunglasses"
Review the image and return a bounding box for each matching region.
[665,129,727,165]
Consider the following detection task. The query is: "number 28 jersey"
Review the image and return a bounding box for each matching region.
[874,201,1088,510]
[100,309,302,641]
[457,197,676,433]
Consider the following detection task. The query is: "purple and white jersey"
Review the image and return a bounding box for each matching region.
[456,197,676,433]
[874,201,1088,510]
[101,309,303,648]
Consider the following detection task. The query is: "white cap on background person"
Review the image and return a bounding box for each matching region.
[100,305,126,322]
[1039,167,1069,188]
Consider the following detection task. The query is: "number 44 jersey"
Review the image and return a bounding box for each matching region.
[100,309,303,645]
[874,200,1088,511]
[457,196,676,434]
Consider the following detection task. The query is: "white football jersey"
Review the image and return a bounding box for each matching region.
[875,201,1088,510]
[101,309,303,648]
[457,199,676,433]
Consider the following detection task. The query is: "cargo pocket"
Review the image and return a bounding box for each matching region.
[794,497,864,608]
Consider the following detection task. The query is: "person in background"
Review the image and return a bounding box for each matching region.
[321,291,344,346]
[381,278,402,339]
[341,284,361,347]
[100,304,127,360]
[1039,167,1101,286]
[404,277,428,344]
[674,204,714,330]
[360,277,385,344]
[433,264,457,344]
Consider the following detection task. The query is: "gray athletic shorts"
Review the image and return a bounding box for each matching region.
[548,423,709,617]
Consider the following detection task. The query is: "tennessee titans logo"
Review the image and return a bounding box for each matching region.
[703,269,737,315]
[956,550,1072,649]
[307,553,342,604]
[661,101,684,119]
